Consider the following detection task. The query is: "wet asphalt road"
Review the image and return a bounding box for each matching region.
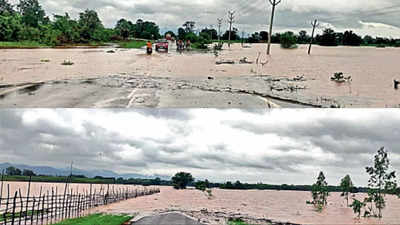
[132,213,204,225]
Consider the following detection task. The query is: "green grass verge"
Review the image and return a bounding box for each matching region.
[0,41,49,48]
[55,214,133,225]
[228,220,251,225]
[118,40,147,49]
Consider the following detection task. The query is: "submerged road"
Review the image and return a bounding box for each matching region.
[0,75,352,108]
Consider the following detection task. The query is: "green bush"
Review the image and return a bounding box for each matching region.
[280,31,297,49]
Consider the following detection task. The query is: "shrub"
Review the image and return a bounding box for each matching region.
[280,31,297,49]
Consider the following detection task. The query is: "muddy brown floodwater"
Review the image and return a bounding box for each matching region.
[92,186,400,225]
[1,43,400,107]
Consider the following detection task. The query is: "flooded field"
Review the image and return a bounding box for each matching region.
[1,44,399,107]
[94,186,400,225]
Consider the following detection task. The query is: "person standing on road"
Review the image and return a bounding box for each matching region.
[146,41,153,55]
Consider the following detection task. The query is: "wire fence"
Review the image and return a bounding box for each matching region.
[0,177,160,225]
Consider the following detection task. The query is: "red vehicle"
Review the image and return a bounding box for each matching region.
[155,39,169,52]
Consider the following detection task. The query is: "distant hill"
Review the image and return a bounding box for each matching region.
[0,162,170,180]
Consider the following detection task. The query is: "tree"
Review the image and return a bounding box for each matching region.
[171,172,194,189]
[177,27,186,40]
[340,175,354,206]
[342,30,362,46]
[78,9,104,42]
[350,199,366,218]
[6,166,22,176]
[317,28,338,46]
[164,31,176,39]
[259,31,269,41]
[52,13,80,44]
[0,0,14,16]
[364,147,397,218]
[182,21,195,33]
[0,13,23,41]
[18,0,46,27]
[222,28,239,41]
[298,30,310,44]
[280,31,297,48]
[311,171,329,210]
[22,169,36,176]
[115,18,133,40]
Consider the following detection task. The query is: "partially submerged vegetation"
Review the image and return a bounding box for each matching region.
[54,214,133,225]
[308,147,400,220]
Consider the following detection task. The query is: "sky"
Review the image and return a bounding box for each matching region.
[9,0,400,37]
[1,109,400,187]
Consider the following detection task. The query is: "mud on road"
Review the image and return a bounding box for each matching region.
[0,74,373,108]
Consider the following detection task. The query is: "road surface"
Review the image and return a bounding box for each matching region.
[132,213,204,225]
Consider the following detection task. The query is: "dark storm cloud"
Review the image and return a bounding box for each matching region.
[1,109,399,185]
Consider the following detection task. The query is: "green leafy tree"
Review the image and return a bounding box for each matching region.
[364,147,397,218]
[115,18,133,40]
[164,31,176,39]
[78,9,104,42]
[316,28,338,46]
[183,21,195,33]
[0,13,23,41]
[0,0,15,16]
[350,199,366,218]
[340,174,354,206]
[311,171,329,210]
[177,27,186,40]
[171,172,194,189]
[22,169,36,176]
[6,166,22,176]
[298,30,310,44]
[52,13,80,43]
[342,30,362,46]
[18,0,46,27]
[280,31,297,48]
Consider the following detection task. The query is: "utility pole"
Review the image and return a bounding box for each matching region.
[217,18,223,43]
[267,0,282,55]
[308,19,319,55]
[227,10,235,48]
[241,31,245,47]
[209,25,214,40]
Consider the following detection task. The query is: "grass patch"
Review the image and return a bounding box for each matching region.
[0,41,48,49]
[228,219,251,225]
[118,40,147,49]
[55,214,133,225]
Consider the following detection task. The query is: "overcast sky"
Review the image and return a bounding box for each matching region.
[1,109,399,187]
[9,0,400,37]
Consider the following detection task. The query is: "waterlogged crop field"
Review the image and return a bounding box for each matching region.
[93,186,400,225]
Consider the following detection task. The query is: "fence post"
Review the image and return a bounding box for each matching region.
[24,176,31,225]
[4,184,10,224]
[11,191,18,225]
[18,189,23,225]
[31,197,36,225]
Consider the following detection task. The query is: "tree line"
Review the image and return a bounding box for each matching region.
[0,0,160,46]
[248,29,400,48]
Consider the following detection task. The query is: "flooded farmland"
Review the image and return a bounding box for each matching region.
[94,186,400,225]
[1,44,399,107]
